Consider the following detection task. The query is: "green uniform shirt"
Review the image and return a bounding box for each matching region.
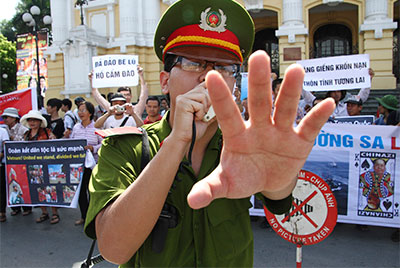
[85,114,292,267]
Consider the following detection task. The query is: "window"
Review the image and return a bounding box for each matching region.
[312,24,353,58]
[253,28,279,75]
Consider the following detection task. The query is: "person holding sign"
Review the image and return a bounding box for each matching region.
[301,68,374,117]
[84,0,335,266]
[89,65,149,119]
[20,110,60,224]
[1,108,31,217]
[94,93,144,129]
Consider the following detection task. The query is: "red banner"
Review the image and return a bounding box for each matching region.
[0,88,37,122]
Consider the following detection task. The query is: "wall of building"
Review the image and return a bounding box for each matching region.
[45,0,398,110]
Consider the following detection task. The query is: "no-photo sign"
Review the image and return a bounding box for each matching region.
[265,170,338,245]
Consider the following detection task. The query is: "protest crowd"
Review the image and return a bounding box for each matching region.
[0,0,399,266]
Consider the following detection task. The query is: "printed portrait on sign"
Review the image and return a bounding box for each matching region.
[358,152,395,218]
[28,165,44,184]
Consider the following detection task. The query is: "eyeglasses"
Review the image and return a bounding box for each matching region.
[78,109,88,113]
[171,56,240,78]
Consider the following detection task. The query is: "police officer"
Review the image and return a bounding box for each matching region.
[84,0,335,266]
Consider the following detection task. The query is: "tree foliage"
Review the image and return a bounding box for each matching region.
[0,34,17,93]
[0,0,51,93]
[0,0,51,42]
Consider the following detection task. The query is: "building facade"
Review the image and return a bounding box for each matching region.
[44,0,399,103]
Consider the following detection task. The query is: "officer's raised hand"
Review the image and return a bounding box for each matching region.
[187,50,335,209]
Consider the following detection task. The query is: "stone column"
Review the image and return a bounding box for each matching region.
[276,0,308,77]
[119,0,136,38]
[276,0,308,43]
[361,0,397,39]
[107,4,115,40]
[360,0,397,89]
[143,0,160,47]
[244,0,263,11]
[50,0,68,45]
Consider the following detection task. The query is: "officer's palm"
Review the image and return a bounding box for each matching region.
[187,51,335,209]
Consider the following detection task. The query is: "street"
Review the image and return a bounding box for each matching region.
[1,207,399,267]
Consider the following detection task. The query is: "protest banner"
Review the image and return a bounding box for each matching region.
[297,54,370,92]
[328,115,375,125]
[0,88,37,123]
[251,124,400,228]
[92,54,139,88]
[16,32,49,92]
[5,139,87,208]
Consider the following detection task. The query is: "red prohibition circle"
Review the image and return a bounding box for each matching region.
[264,170,338,245]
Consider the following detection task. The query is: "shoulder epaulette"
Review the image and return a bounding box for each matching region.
[95,126,143,138]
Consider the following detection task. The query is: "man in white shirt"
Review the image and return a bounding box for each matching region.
[61,99,78,138]
[94,93,143,129]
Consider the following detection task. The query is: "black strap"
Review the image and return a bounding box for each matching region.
[119,116,130,127]
[139,127,150,171]
[65,113,77,124]
[81,240,97,268]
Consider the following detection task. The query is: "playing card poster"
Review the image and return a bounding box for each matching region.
[251,124,400,228]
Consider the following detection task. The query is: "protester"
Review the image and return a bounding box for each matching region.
[70,101,102,225]
[143,96,162,124]
[90,65,148,118]
[301,68,374,117]
[160,97,170,116]
[44,98,65,139]
[233,85,243,113]
[374,94,399,125]
[272,78,283,102]
[21,110,59,224]
[1,108,28,142]
[387,109,400,126]
[73,97,85,123]
[94,93,143,129]
[61,98,78,138]
[242,97,249,120]
[0,127,9,222]
[1,108,31,216]
[345,95,363,116]
[84,0,334,266]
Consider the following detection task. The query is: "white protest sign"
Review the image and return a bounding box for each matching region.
[297,54,370,91]
[92,55,139,88]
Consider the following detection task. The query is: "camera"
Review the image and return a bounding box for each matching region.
[115,105,125,112]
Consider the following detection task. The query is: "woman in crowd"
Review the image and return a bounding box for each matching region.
[1,108,31,216]
[20,110,59,224]
[70,101,102,225]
